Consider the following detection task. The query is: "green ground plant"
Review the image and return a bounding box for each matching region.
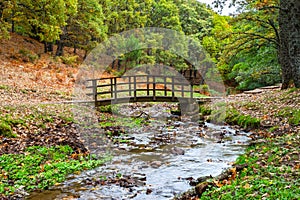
[0,145,111,196]
[0,121,15,137]
[201,132,300,199]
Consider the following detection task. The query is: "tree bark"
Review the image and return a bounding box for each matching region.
[279,0,300,89]
[44,42,53,53]
[55,39,64,56]
[288,0,300,87]
[56,27,67,56]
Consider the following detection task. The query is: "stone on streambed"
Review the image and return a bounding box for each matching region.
[195,182,209,197]
[150,161,162,168]
[207,131,225,139]
[171,146,185,155]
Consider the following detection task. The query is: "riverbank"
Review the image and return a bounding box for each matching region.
[176,87,300,199]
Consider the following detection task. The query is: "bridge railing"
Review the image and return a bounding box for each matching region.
[85,75,195,105]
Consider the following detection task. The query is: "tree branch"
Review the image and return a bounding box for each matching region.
[258,6,281,11]
[268,19,280,48]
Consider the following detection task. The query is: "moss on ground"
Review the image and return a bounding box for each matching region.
[208,107,261,130]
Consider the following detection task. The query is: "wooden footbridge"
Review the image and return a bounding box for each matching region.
[85,75,218,106]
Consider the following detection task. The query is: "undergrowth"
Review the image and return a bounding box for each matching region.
[201,132,300,199]
[0,145,111,197]
[209,107,260,130]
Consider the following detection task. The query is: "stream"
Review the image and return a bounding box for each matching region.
[27,103,251,200]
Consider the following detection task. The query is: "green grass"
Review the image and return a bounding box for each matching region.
[0,145,111,196]
[201,132,300,199]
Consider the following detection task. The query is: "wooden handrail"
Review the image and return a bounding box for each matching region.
[86,75,199,105]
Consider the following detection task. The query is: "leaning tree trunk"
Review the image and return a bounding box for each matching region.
[279,0,300,89]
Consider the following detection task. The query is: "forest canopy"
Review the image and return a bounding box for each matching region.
[0,0,298,90]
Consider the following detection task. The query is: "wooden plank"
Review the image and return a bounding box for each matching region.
[96,91,114,95]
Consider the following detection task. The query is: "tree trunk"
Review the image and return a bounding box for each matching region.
[279,0,300,89]
[44,42,53,53]
[56,27,67,56]
[288,0,300,87]
[56,39,64,56]
[73,45,77,54]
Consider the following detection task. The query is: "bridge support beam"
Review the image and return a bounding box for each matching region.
[177,98,199,122]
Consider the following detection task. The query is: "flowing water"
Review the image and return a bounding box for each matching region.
[27,104,251,200]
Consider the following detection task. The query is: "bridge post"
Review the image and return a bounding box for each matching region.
[129,76,132,96]
[172,76,175,101]
[164,76,167,96]
[147,75,150,96]
[113,77,117,99]
[92,79,97,104]
[190,84,193,99]
[110,78,113,98]
[153,76,156,101]
[134,76,137,101]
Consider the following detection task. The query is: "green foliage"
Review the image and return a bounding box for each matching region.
[199,105,212,115]
[65,0,107,54]
[286,87,298,94]
[0,121,15,138]
[206,0,281,90]
[0,145,110,196]
[289,110,300,126]
[0,114,27,137]
[0,85,10,90]
[59,55,78,66]
[146,0,182,31]
[97,105,119,114]
[274,107,300,125]
[268,125,279,133]
[202,131,300,199]
[229,46,281,90]
[174,0,213,39]
[13,0,77,43]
